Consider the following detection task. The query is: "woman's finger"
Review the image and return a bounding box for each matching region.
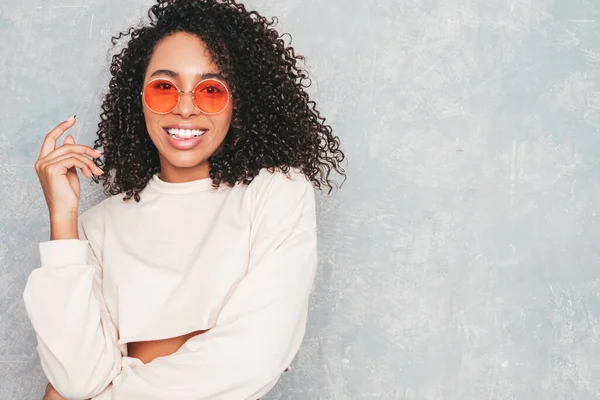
[63,135,79,176]
[42,143,103,163]
[43,156,95,179]
[64,134,76,146]
[43,383,67,400]
[43,387,67,400]
[55,152,104,176]
[39,151,103,176]
[38,116,76,159]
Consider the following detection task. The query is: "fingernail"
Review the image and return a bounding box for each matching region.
[67,115,75,122]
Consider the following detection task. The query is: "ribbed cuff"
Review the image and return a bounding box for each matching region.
[39,240,89,268]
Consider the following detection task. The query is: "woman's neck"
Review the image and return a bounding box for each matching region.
[158,161,210,183]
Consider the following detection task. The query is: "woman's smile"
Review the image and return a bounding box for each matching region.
[162,123,211,150]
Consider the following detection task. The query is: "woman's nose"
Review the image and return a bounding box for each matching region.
[173,91,200,117]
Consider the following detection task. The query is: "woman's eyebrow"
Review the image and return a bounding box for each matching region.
[149,69,225,80]
[149,69,178,78]
[200,72,225,80]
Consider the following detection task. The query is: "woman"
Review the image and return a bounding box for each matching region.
[23,0,345,398]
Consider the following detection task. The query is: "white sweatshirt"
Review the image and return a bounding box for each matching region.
[22,168,317,400]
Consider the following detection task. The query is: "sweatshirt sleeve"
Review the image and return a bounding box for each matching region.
[93,171,318,400]
[22,204,123,399]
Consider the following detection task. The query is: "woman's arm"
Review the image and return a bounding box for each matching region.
[93,171,318,400]
[25,118,120,399]
[23,210,123,399]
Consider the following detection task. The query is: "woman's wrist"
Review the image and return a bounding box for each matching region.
[49,212,79,240]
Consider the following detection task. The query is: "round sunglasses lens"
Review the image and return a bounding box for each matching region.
[144,80,179,113]
[194,80,229,114]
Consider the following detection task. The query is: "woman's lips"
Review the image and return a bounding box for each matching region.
[163,128,206,150]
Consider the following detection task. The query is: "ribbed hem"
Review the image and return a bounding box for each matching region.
[39,240,89,268]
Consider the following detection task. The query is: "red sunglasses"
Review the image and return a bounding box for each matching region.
[141,78,231,115]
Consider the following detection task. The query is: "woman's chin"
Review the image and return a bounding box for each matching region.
[162,153,209,170]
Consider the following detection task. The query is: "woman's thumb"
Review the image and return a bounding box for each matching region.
[64,135,76,145]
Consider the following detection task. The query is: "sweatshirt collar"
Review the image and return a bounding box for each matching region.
[147,173,214,194]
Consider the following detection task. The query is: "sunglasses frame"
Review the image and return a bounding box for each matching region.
[141,77,231,115]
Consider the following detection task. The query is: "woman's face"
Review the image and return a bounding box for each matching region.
[142,32,233,182]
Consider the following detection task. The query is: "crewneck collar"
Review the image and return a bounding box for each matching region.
[147,173,214,194]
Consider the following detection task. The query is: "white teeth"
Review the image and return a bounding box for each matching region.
[166,128,206,138]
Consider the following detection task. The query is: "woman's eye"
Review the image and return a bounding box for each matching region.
[155,82,174,91]
[203,86,221,94]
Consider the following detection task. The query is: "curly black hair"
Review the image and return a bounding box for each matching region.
[92,0,345,202]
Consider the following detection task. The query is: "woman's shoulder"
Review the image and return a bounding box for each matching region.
[250,167,311,190]
[247,167,313,202]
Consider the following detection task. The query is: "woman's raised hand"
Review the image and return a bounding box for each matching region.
[34,116,103,239]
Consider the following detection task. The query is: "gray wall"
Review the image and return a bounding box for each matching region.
[1,0,599,399]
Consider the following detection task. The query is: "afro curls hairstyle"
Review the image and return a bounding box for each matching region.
[92,0,346,201]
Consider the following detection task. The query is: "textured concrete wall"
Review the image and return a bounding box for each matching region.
[2,0,600,399]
